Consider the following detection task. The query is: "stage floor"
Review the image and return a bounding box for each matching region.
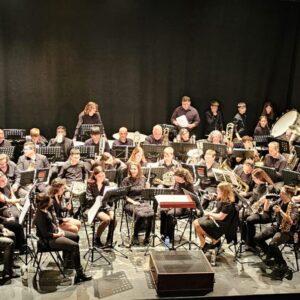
[1,220,300,299]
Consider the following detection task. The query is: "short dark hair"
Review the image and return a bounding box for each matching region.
[90,126,101,135]
[36,193,51,209]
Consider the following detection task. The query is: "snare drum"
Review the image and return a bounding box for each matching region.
[271,110,300,138]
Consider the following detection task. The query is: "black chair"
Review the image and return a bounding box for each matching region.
[280,231,299,272]
[32,239,66,278]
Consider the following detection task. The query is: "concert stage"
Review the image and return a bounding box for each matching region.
[1,222,300,300]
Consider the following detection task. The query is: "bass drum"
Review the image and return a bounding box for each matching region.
[271,110,300,138]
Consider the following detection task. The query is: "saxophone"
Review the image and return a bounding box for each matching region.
[279,201,293,232]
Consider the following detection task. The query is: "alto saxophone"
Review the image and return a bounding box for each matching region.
[279,201,293,232]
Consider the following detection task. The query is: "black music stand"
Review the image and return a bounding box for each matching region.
[75,145,96,159]
[105,169,117,183]
[0,146,15,160]
[142,144,168,162]
[3,129,26,141]
[282,169,300,186]
[36,146,62,162]
[112,145,135,161]
[79,124,104,142]
[232,149,255,159]
[254,135,270,146]
[256,166,278,182]
[202,142,227,159]
[268,137,290,153]
[141,166,167,184]
[170,142,197,162]
[143,188,176,255]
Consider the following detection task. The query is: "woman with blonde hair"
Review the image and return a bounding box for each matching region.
[193,182,236,251]
[74,101,103,139]
[127,146,147,166]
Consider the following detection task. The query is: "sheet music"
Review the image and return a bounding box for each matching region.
[19,195,30,225]
[176,115,189,127]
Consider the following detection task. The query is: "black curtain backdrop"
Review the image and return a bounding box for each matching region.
[0,0,300,138]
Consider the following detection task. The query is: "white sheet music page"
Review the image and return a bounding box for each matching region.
[176,115,189,127]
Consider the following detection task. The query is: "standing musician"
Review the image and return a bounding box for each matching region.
[85,126,110,155]
[29,128,48,147]
[144,125,164,145]
[112,127,134,146]
[240,168,274,249]
[0,172,26,253]
[15,141,49,197]
[171,96,200,134]
[127,146,147,166]
[48,126,74,161]
[48,178,81,234]
[254,116,270,136]
[85,166,116,248]
[0,154,19,189]
[0,129,12,148]
[264,141,287,181]
[261,101,276,127]
[254,186,298,280]
[121,163,153,246]
[193,182,236,251]
[74,101,103,140]
[160,168,195,244]
[33,193,92,284]
[232,102,248,137]
[204,100,224,136]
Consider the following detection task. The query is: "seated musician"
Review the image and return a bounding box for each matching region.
[158,147,180,171]
[58,148,89,184]
[112,127,134,146]
[232,102,248,137]
[254,115,270,136]
[15,141,49,197]
[144,125,163,145]
[85,166,116,248]
[48,126,74,161]
[0,129,11,148]
[171,96,200,134]
[127,146,147,167]
[194,182,236,251]
[174,128,193,143]
[207,130,224,145]
[0,225,20,283]
[264,141,287,181]
[0,154,18,190]
[74,101,103,140]
[204,100,224,136]
[233,159,254,196]
[254,186,297,280]
[29,128,47,147]
[240,168,274,249]
[34,193,92,284]
[48,178,81,234]
[121,163,153,246]
[160,168,195,244]
[85,126,110,155]
[0,172,26,253]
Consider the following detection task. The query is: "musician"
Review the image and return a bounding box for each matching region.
[254,116,270,136]
[254,186,297,280]
[0,154,18,188]
[74,101,102,139]
[232,136,259,166]
[199,149,219,187]
[241,168,274,249]
[121,163,153,245]
[174,128,193,143]
[0,225,20,283]
[112,127,134,146]
[0,129,12,148]
[264,141,287,181]
[193,182,236,251]
[58,148,89,184]
[48,126,74,161]
[33,193,92,284]
[171,96,200,134]
[0,172,26,253]
[86,166,116,248]
[261,101,276,127]
[144,125,163,145]
[158,147,180,171]
[232,102,248,137]
[127,146,147,166]
[48,178,81,234]
[160,168,195,244]
[204,100,224,136]
[233,159,254,194]
[207,130,224,145]
[28,128,47,147]
[85,126,110,155]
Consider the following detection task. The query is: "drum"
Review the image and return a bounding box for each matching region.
[271,110,300,138]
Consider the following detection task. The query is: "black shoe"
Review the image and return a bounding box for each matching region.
[263,258,276,267]
[94,238,104,248]
[2,270,20,279]
[270,264,288,281]
[143,238,150,246]
[132,237,139,246]
[284,268,293,280]
[74,272,92,284]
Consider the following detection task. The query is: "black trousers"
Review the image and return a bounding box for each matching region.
[245,212,271,246]
[160,208,186,241]
[254,226,291,265]
[3,221,26,250]
[0,234,15,273]
[47,231,81,271]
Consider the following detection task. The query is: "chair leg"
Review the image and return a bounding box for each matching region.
[179,218,189,243]
[49,252,66,278]
[34,252,43,277]
[294,245,299,272]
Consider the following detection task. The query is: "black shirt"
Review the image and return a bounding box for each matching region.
[34,209,58,240]
[215,202,235,231]
[204,110,224,135]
